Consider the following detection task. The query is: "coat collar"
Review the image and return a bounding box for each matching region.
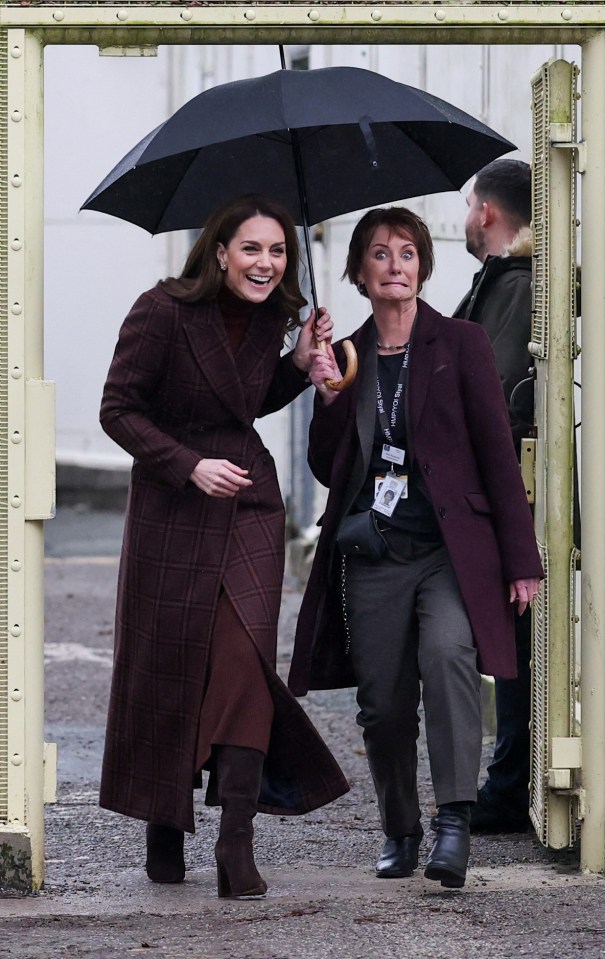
[454,251,532,319]
[351,298,444,456]
[408,298,442,438]
[182,297,284,424]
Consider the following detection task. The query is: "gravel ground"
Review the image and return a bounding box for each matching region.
[0,509,603,959]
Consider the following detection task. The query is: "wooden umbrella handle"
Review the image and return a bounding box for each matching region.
[317,338,358,392]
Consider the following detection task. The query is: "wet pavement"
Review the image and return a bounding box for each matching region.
[1,507,603,958]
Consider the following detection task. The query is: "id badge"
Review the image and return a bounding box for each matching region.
[374,475,386,498]
[373,474,408,516]
[382,444,405,467]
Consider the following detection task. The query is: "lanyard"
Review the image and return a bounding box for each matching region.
[376,343,410,445]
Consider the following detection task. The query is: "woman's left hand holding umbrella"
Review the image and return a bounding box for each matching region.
[308,339,343,405]
[317,336,357,392]
[292,306,333,373]
[293,305,356,394]
[293,306,355,398]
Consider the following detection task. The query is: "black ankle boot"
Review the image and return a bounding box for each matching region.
[145,823,185,883]
[376,829,423,878]
[424,802,471,888]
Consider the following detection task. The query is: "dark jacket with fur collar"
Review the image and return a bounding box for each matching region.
[453,232,533,451]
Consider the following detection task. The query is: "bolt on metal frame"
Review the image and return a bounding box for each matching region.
[0,2,603,889]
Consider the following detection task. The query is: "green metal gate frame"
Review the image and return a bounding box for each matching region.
[0,1,603,889]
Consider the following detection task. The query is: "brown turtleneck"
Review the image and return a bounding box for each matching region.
[217,286,254,355]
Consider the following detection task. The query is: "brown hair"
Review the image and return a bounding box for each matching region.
[343,207,435,296]
[161,194,307,331]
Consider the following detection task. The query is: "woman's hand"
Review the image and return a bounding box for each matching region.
[308,344,342,405]
[189,459,253,497]
[509,577,541,616]
[292,307,333,373]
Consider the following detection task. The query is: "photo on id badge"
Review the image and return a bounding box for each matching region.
[373,473,408,517]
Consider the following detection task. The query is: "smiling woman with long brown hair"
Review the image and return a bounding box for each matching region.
[99,194,348,900]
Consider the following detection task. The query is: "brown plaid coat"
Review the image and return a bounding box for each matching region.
[99,285,349,833]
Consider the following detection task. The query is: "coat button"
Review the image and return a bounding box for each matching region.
[424,463,432,475]
[439,507,447,518]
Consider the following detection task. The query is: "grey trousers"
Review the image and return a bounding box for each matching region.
[344,541,482,838]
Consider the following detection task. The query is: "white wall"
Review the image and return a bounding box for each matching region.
[44,43,294,481]
[44,41,580,481]
[44,46,187,468]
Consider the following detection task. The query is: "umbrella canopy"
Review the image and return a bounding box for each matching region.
[81,65,515,234]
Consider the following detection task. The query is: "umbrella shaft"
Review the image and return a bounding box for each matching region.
[300,219,320,321]
[290,127,320,320]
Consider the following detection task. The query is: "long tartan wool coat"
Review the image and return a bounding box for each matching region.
[99,284,349,833]
[288,300,543,698]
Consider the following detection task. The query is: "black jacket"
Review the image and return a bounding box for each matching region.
[454,246,533,452]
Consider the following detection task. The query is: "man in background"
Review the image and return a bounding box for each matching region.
[454,158,534,833]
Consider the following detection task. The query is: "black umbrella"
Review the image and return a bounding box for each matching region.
[82,65,514,234]
[82,63,514,389]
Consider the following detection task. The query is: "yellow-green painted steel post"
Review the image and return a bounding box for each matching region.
[531,58,578,850]
[579,29,605,875]
[0,27,52,892]
[0,0,603,889]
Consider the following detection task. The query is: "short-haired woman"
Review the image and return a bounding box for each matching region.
[290,206,542,889]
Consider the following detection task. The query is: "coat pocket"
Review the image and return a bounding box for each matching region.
[464,492,492,514]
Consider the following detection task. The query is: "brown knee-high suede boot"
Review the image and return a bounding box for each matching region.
[214,745,267,899]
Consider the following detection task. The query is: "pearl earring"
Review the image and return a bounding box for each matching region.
[219,262,227,272]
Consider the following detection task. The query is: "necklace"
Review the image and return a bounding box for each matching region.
[377,341,408,351]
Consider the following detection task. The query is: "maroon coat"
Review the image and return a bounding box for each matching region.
[99,285,348,833]
[289,299,543,697]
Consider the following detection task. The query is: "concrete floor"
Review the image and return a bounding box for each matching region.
[0,508,603,959]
